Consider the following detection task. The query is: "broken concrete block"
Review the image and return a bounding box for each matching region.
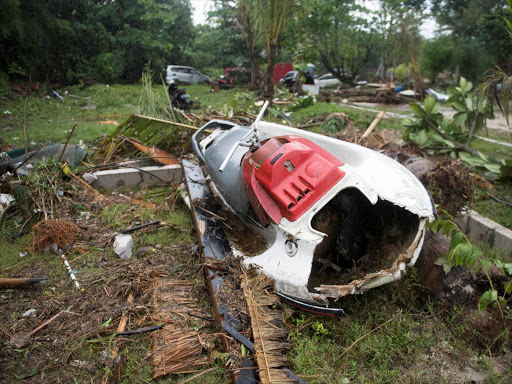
[114,234,133,260]
[456,210,512,256]
[494,227,512,256]
[465,210,496,244]
[91,164,183,190]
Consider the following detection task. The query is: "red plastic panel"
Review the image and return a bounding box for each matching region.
[243,136,345,223]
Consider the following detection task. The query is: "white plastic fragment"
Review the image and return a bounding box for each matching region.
[62,254,81,289]
[21,309,37,318]
[114,234,133,260]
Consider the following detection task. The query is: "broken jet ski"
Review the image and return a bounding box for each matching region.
[191,101,435,306]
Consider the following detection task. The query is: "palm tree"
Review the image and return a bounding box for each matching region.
[244,0,293,101]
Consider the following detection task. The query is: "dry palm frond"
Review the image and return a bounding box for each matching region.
[153,328,209,378]
[241,270,294,384]
[152,280,211,379]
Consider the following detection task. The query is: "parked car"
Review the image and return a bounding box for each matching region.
[279,70,298,87]
[315,73,341,88]
[164,65,210,85]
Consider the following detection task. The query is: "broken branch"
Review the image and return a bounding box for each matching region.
[486,193,512,208]
[0,277,46,289]
[118,220,161,235]
[115,324,163,336]
[69,171,108,201]
[58,123,78,163]
[361,110,385,140]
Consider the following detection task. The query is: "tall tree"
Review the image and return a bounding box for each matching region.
[300,0,378,84]
[206,1,259,86]
[0,0,195,83]
[245,0,293,101]
[432,0,512,65]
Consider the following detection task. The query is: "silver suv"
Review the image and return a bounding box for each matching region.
[164,65,210,85]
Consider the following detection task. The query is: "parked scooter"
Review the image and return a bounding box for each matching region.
[168,80,192,110]
[191,101,436,307]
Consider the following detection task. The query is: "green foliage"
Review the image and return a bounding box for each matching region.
[403,80,508,177]
[92,53,126,84]
[301,0,378,83]
[428,208,511,314]
[190,21,247,74]
[453,39,489,82]
[432,0,512,66]
[320,116,347,134]
[230,91,255,112]
[446,76,494,138]
[0,0,195,84]
[0,72,8,96]
[287,93,316,112]
[391,63,411,83]
[419,36,454,83]
[402,96,443,139]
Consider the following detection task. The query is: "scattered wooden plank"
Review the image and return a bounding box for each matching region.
[360,110,386,140]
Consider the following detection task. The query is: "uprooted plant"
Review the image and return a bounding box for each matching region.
[428,208,512,318]
[403,78,512,179]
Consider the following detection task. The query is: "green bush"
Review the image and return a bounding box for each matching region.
[93,52,126,84]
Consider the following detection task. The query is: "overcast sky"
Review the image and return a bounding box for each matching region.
[190,0,437,38]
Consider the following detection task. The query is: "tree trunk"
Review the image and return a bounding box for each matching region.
[243,11,258,89]
[264,42,276,102]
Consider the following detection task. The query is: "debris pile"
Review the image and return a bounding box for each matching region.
[152,280,212,378]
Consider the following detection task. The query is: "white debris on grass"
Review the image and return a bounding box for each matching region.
[114,234,134,260]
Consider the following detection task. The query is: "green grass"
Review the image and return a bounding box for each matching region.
[471,138,512,161]
[472,183,512,229]
[0,84,253,149]
[286,272,470,384]
[1,84,143,145]
[290,101,405,133]
[476,127,512,144]
[186,84,254,113]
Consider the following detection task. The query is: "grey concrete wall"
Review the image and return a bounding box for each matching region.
[455,210,512,256]
[91,164,183,190]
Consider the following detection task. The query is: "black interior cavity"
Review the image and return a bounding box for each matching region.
[308,188,420,290]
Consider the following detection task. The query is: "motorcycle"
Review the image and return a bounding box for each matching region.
[214,74,233,90]
[168,80,192,110]
[191,101,435,306]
